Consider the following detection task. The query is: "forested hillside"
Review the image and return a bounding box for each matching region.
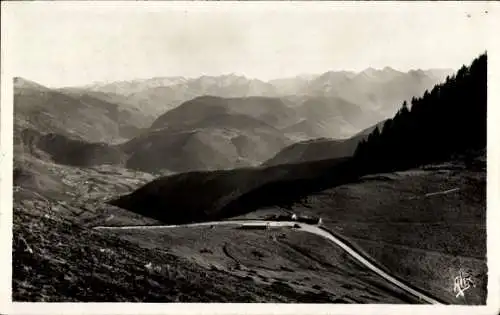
[354,53,487,173]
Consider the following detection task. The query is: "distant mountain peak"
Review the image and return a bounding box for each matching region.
[317,71,352,81]
[358,67,380,78]
[355,66,405,81]
[359,66,403,75]
[382,66,402,74]
[408,69,427,77]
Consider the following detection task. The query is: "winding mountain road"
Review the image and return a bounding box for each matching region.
[94,220,443,304]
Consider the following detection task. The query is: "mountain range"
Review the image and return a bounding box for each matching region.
[66,68,452,119]
[14,67,452,173]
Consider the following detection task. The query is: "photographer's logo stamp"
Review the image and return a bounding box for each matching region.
[453,269,476,298]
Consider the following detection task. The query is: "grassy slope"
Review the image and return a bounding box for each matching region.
[104,225,420,303]
[13,156,416,303]
[232,159,486,305]
[14,205,350,302]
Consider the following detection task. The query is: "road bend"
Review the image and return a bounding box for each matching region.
[94,220,442,304]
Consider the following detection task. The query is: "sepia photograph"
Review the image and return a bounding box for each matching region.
[1,1,499,314]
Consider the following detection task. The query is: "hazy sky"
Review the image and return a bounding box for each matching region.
[3,2,496,88]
